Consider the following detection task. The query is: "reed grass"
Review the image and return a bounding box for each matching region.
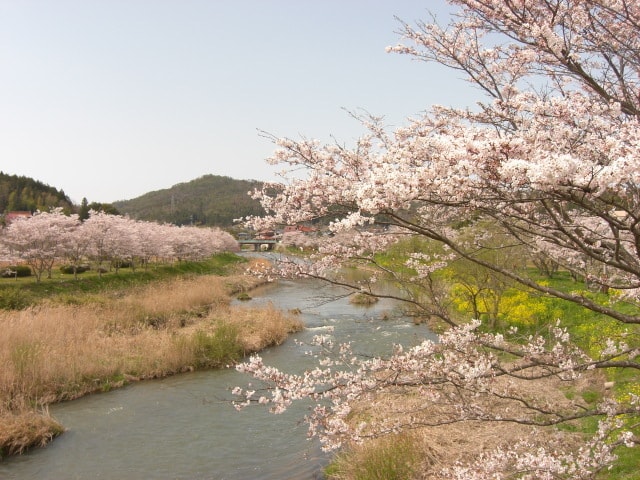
[325,433,420,480]
[0,409,64,459]
[349,292,379,306]
[0,267,302,458]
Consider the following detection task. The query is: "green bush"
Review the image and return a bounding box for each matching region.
[0,288,33,310]
[1,265,31,278]
[191,323,244,368]
[59,265,90,274]
[111,260,132,269]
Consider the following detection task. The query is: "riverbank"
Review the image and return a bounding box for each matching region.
[326,368,607,480]
[0,256,302,459]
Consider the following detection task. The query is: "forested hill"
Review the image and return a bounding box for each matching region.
[0,171,73,213]
[113,175,265,227]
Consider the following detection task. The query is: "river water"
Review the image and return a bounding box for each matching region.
[0,276,436,480]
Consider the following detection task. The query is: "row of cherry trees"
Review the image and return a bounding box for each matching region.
[0,209,239,281]
[236,1,640,477]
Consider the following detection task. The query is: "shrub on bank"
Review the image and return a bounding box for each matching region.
[1,265,31,278]
[59,265,90,275]
[0,287,33,310]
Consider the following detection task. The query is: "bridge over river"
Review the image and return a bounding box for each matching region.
[237,238,277,251]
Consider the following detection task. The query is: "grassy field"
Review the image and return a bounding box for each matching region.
[0,254,303,459]
[0,253,244,309]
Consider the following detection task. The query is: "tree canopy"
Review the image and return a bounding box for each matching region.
[238,1,640,477]
[114,174,265,227]
[0,172,73,214]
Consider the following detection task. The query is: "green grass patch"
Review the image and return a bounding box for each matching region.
[581,389,602,405]
[0,286,34,310]
[602,444,640,479]
[181,323,245,368]
[325,433,420,480]
[0,253,246,310]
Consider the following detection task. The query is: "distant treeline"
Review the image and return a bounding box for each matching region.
[0,172,265,228]
[0,172,73,213]
[113,174,265,227]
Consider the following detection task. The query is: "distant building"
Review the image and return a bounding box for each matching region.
[3,211,32,225]
[284,225,316,234]
[257,230,276,239]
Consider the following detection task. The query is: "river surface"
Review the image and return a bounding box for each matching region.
[0,275,436,480]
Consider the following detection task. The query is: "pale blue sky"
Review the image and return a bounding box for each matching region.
[1,1,475,204]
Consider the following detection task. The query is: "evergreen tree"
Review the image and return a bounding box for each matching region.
[78,197,90,221]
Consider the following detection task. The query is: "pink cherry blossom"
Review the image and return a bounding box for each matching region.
[238,0,640,475]
[1,208,239,275]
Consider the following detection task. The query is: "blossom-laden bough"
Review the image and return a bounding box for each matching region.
[235,1,640,477]
[234,320,638,477]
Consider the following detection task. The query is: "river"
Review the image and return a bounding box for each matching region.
[0,275,436,479]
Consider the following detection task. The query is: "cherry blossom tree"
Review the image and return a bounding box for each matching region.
[82,210,122,276]
[238,0,640,476]
[0,208,241,279]
[1,208,78,281]
[130,220,169,269]
[280,230,319,251]
[61,216,91,279]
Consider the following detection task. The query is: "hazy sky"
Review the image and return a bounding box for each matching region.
[1,1,476,204]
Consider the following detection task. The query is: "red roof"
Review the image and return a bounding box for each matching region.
[284,225,316,233]
[4,211,32,224]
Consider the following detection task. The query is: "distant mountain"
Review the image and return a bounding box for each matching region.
[113,175,265,227]
[0,171,74,214]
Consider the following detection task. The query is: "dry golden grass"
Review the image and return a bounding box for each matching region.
[329,370,605,480]
[0,409,64,458]
[349,293,379,306]
[0,271,301,458]
[229,303,304,352]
